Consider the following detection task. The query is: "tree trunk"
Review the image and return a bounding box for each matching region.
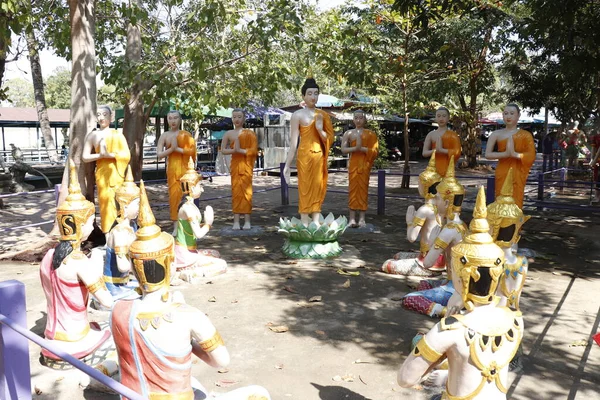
[401,79,410,189]
[60,0,97,206]
[122,1,146,180]
[26,28,59,164]
[0,14,8,98]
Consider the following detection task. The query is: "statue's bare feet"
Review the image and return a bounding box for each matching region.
[242,222,251,230]
[358,220,366,228]
[349,219,357,228]
[232,222,241,230]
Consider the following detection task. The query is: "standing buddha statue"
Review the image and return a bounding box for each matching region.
[341,109,379,228]
[40,161,113,362]
[157,110,197,234]
[220,108,258,230]
[283,72,335,227]
[82,105,131,233]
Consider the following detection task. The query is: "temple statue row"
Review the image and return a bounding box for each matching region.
[40,74,535,399]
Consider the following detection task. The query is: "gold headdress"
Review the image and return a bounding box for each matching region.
[128,180,174,296]
[115,165,140,218]
[179,157,201,195]
[306,67,314,79]
[419,150,442,199]
[487,168,530,247]
[451,186,504,309]
[436,155,465,218]
[56,160,95,242]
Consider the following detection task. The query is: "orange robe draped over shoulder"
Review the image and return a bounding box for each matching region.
[348,130,379,211]
[431,130,461,177]
[230,129,257,214]
[167,130,197,221]
[495,129,536,208]
[94,130,130,233]
[297,110,334,214]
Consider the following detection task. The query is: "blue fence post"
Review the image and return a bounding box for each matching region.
[280,163,289,206]
[54,184,61,206]
[560,167,566,193]
[377,169,386,215]
[0,280,32,400]
[486,175,495,205]
[537,172,544,211]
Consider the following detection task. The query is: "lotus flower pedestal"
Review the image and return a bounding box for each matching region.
[277,213,348,259]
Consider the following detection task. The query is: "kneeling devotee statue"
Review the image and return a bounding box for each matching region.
[283,73,335,227]
[341,109,379,228]
[382,151,445,276]
[400,156,466,317]
[40,161,113,362]
[110,181,271,399]
[82,105,131,234]
[103,165,140,301]
[487,168,530,311]
[398,187,524,400]
[157,110,197,235]
[220,108,258,230]
[173,158,227,282]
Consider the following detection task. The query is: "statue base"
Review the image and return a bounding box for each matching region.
[219,226,264,236]
[343,223,380,234]
[281,239,342,259]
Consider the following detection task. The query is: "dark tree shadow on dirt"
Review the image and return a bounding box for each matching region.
[311,382,374,400]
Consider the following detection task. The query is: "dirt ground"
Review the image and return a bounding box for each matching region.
[1,159,600,400]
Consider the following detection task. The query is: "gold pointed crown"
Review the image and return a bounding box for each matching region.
[179,157,201,195]
[115,165,140,218]
[419,150,443,199]
[487,168,530,247]
[436,155,465,218]
[451,186,505,308]
[306,67,314,79]
[56,160,95,241]
[128,180,174,294]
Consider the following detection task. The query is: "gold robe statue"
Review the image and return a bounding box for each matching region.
[95,130,130,232]
[432,130,461,177]
[167,130,197,221]
[494,129,536,208]
[230,129,258,214]
[297,110,334,214]
[348,129,378,211]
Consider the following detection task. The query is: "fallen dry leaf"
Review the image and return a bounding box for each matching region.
[218,368,229,374]
[208,296,217,302]
[206,281,213,284]
[552,271,562,276]
[337,268,360,276]
[286,261,298,265]
[268,325,289,333]
[275,364,284,369]
[283,285,298,294]
[231,299,239,304]
[332,375,342,382]
[569,339,589,347]
[308,295,322,302]
[252,237,260,241]
[352,359,373,364]
[342,279,351,288]
[315,330,326,336]
[215,379,238,388]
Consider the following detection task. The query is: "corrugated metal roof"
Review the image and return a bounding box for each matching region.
[0,107,70,123]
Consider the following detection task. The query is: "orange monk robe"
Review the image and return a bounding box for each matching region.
[230,129,258,214]
[297,109,335,214]
[348,130,379,211]
[94,129,130,233]
[167,130,197,220]
[495,129,536,208]
[431,130,461,176]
